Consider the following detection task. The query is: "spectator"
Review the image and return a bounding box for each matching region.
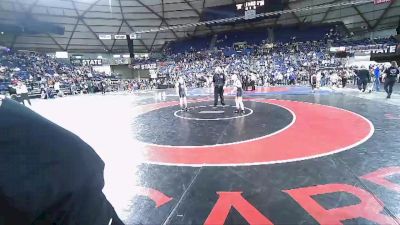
[383,61,400,99]
[16,81,31,106]
[373,66,381,92]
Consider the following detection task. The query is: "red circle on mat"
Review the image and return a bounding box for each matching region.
[136,99,374,166]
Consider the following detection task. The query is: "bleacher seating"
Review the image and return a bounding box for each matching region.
[215,29,269,48]
[168,36,213,54]
[332,36,399,47]
[274,24,335,43]
[0,51,139,97]
[167,24,341,54]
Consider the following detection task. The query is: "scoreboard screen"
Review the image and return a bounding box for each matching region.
[200,0,284,22]
[236,0,266,14]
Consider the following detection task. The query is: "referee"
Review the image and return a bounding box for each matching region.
[356,65,370,92]
[213,67,226,107]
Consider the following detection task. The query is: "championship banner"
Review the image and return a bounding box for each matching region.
[114,35,127,40]
[329,46,346,52]
[82,59,102,66]
[70,58,102,66]
[99,34,112,40]
[374,0,391,4]
[331,44,398,55]
[130,63,157,70]
[130,33,141,39]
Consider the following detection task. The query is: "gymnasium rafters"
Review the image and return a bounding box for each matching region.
[0,0,398,53]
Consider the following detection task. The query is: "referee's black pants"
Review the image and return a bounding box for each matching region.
[358,79,368,92]
[214,86,225,106]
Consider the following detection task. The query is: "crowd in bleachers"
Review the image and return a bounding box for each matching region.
[1,24,399,100]
[158,26,346,87]
[159,41,350,89]
[157,25,398,89]
[0,51,158,99]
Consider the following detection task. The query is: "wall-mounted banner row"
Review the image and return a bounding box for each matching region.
[99,34,141,40]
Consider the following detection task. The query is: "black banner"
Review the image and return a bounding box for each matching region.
[370,45,400,63]
[70,59,103,66]
[370,45,399,55]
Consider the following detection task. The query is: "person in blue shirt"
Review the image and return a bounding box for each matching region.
[373,66,381,92]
